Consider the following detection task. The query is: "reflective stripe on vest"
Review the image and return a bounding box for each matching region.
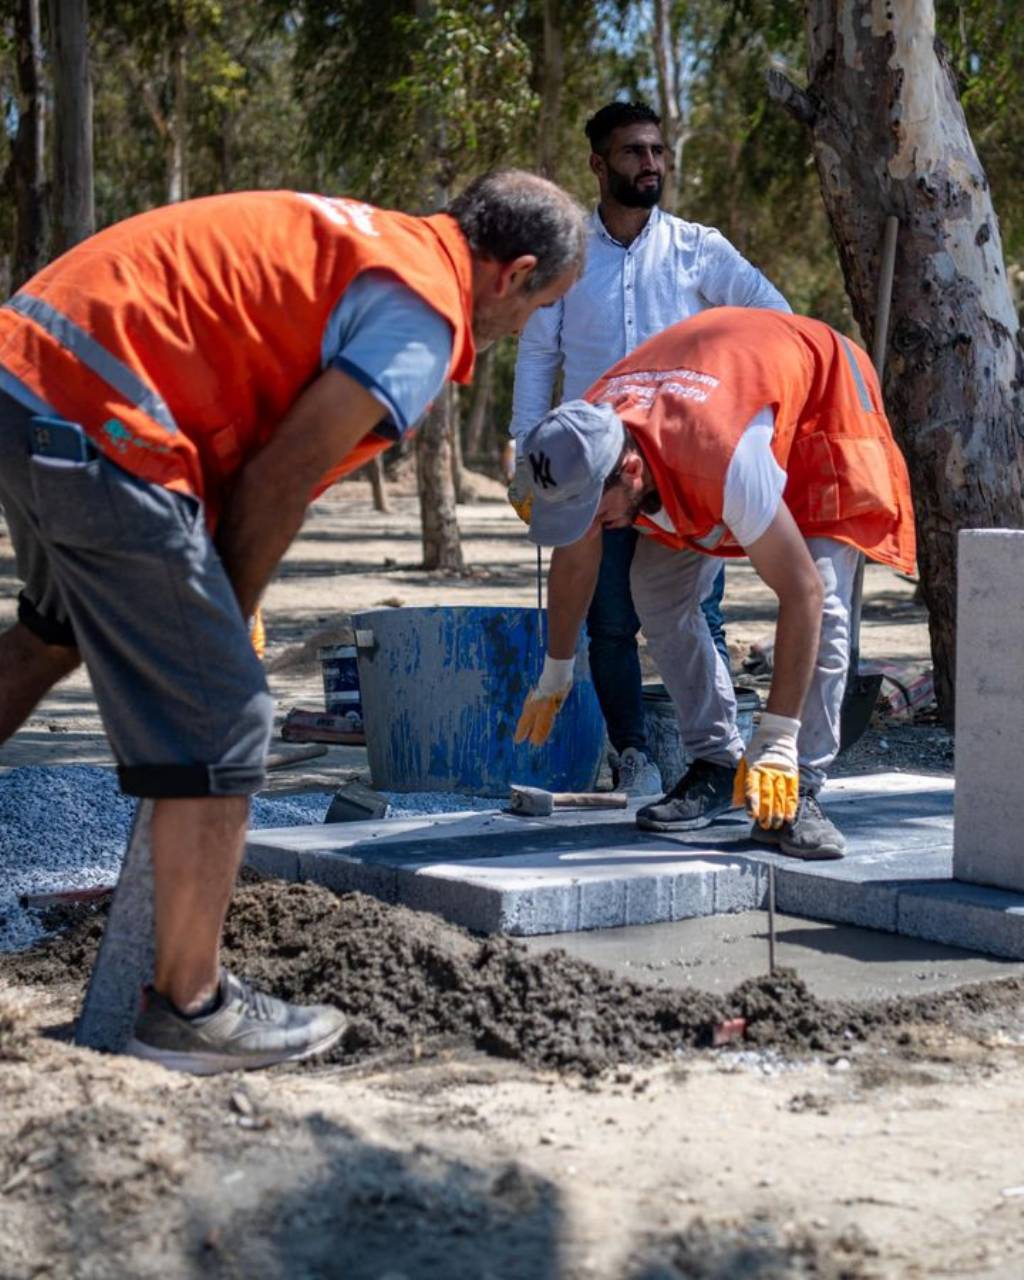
[4,293,179,436]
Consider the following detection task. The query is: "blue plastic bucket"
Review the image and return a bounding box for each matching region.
[318,643,363,731]
[353,606,604,796]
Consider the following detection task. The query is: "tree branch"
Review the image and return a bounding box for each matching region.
[765,68,816,127]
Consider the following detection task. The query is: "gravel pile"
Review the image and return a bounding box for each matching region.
[0,766,491,953]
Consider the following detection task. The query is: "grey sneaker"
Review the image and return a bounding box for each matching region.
[636,758,737,832]
[612,747,663,797]
[750,790,846,860]
[126,970,348,1076]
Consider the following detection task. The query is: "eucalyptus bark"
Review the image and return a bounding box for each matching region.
[770,0,1023,724]
[10,0,49,289]
[48,0,94,253]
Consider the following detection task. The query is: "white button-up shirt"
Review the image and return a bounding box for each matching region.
[509,205,791,440]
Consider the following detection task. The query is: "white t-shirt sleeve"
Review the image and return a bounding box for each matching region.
[722,407,787,547]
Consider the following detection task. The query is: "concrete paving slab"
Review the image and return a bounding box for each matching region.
[246,771,1024,958]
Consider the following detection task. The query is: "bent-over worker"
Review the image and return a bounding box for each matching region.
[0,171,586,1073]
[514,308,915,861]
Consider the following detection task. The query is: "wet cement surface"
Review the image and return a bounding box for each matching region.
[521,910,1024,1002]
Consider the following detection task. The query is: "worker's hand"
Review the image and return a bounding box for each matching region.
[507,463,532,525]
[515,655,575,747]
[732,712,800,829]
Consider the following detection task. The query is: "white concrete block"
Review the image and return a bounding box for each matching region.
[953,529,1024,890]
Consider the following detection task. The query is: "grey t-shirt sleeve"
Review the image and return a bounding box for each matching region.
[323,269,455,435]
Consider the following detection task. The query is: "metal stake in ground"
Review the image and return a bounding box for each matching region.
[75,799,156,1052]
[535,545,544,664]
[767,862,777,975]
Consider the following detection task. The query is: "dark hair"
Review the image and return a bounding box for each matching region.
[447,169,587,295]
[584,101,661,156]
[602,436,637,491]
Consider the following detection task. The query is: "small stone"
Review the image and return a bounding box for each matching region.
[230,1090,254,1117]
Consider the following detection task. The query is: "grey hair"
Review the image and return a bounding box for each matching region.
[447,169,587,294]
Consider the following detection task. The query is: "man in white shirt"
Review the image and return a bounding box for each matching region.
[509,101,789,796]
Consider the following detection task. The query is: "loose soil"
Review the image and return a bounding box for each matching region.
[7,482,1018,1280]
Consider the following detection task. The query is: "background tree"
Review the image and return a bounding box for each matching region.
[6,0,49,288]
[769,0,1023,723]
[48,0,93,250]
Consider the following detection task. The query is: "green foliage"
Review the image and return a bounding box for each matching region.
[936,0,1024,263]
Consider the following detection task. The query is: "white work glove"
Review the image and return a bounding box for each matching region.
[732,712,801,829]
[514,655,575,747]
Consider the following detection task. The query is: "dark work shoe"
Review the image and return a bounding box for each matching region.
[126,970,348,1076]
[750,790,846,861]
[636,758,737,832]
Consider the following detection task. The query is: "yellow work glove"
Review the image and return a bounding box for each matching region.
[514,655,575,747]
[732,712,801,829]
[249,605,266,658]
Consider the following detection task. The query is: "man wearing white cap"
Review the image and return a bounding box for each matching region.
[513,307,915,859]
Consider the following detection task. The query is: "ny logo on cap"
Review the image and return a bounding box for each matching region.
[529,451,557,490]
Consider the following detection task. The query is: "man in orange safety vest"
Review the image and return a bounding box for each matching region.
[0,170,586,1073]
[514,307,915,861]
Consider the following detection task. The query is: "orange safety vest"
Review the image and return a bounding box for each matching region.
[0,192,476,520]
[585,308,916,573]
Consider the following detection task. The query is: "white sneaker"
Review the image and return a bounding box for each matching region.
[612,747,663,797]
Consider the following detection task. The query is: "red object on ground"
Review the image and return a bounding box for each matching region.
[711,1017,748,1047]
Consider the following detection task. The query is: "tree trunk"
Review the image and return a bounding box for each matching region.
[537,0,563,180]
[652,0,683,212]
[770,0,1023,725]
[450,384,465,504]
[10,0,49,290]
[48,0,94,254]
[417,386,464,572]
[166,34,187,203]
[412,0,463,570]
[464,344,496,459]
[363,455,388,513]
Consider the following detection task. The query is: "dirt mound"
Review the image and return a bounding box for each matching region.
[4,880,866,1074]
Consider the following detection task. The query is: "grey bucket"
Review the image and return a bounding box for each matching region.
[642,683,761,791]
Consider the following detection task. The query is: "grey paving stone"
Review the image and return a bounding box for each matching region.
[244,840,299,882]
[898,881,1024,959]
[297,850,400,902]
[954,530,1024,890]
[245,773,1017,949]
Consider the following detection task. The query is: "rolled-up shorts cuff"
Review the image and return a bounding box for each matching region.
[118,761,268,798]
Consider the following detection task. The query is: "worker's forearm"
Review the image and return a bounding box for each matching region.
[547,537,603,660]
[765,590,823,720]
[216,461,311,620]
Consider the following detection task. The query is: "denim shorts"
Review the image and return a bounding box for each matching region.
[0,391,272,797]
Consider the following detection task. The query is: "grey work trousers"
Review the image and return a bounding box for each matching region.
[629,534,860,792]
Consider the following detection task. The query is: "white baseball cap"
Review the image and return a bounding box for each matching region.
[517,400,625,546]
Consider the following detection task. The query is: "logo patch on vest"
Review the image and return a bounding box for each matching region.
[529,451,557,490]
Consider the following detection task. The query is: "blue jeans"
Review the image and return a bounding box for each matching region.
[585,527,729,755]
